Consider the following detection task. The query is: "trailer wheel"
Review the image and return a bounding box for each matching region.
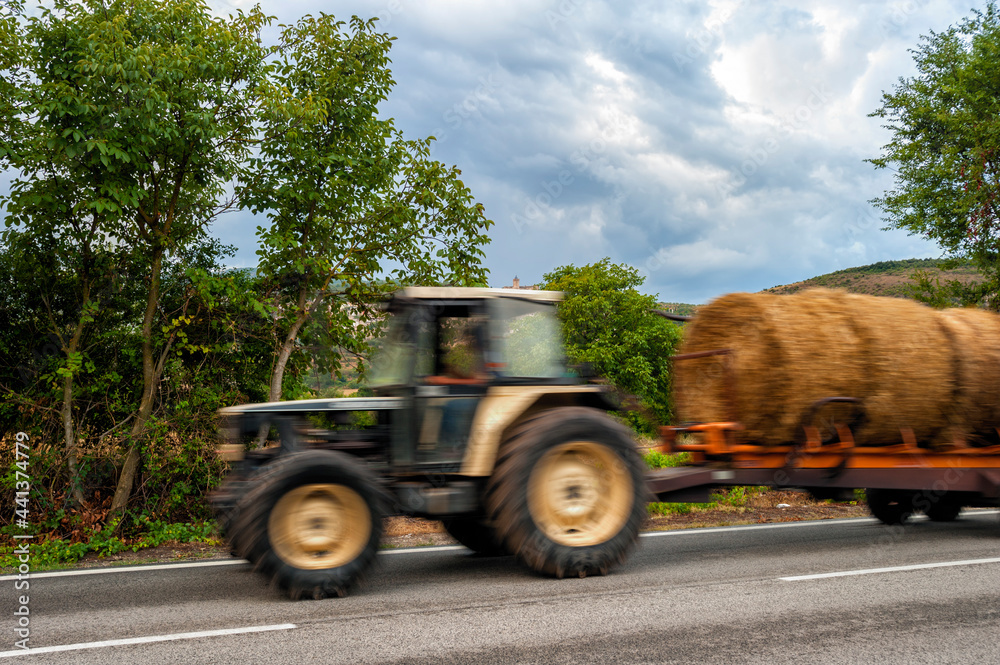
[865,488,914,525]
[486,408,648,578]
[441,517,507,556]
[923,494,963,522]
[227,450,385,599]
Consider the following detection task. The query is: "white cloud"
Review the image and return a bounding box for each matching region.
[19,0,973,304]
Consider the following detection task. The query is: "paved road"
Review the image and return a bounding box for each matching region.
[4,512,999,664]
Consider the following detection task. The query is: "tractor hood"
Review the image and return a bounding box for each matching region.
[218,396,405,416]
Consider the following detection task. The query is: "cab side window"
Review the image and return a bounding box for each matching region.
[438,316,486,380]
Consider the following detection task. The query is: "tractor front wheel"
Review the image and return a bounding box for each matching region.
[227,450,385,599]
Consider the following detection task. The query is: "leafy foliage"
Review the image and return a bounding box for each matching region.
[543,259,682,432]
[0,2,493,533]
[242,14,493,403]
[869,3,1000,308]
[642,450,690,469]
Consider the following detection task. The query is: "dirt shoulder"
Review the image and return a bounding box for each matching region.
[645,490,868,531]
[70,492,868,569]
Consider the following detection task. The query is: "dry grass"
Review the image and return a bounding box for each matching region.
[937,308,1000,445]
[673,292,782,442]
[382,516,446,537]
[674,288,995,447]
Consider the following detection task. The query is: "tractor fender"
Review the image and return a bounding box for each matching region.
[460,385,617,476]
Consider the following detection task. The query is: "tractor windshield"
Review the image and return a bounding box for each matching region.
[489,298,565,379]
[370,295,568,387]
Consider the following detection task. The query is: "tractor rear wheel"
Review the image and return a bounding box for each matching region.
[486,408,648,578]
[227,450,385,599]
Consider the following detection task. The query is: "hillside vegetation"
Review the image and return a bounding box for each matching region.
[662,259,984,316]
[656,302,699,317]
[764,258,981,297]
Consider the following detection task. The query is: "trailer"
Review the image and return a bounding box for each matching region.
[647,352,1000,525]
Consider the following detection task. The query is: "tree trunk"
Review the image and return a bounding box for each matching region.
[61,286,90,507]
[255,286,312,448]
[61,374,86,506]
[268,319,308,403]
[109,247,164,517]
[269,284,312,403]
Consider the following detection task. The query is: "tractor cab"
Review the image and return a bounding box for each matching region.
[369,287,570,469]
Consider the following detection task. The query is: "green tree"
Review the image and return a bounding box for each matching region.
[2,0,272,515]
[0,2,494,527]
[0,0,25,159]
[869,3,1000,308]
[543,259,682,432]
[241,14,492,405]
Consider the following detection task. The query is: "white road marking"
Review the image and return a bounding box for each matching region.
[780,556,1000,581]
[381,545,465,555]
[641,509,998,539]
[0,546,468,582]
[639,516,877,538]
[5,510,994,581]
[0,559,246,582]
[0,623,296,659]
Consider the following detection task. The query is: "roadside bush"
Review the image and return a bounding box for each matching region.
[0,518,218,571]
[647,501,716,516]
[643,450,690,469]
[710,486,767,508]
[544,259,682,434]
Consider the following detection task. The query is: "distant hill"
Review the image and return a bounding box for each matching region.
[656,302,698,317]
[763,258,982,297]
[658,258,983,316]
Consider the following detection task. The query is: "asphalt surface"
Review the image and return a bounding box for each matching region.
[3,512,1000,664]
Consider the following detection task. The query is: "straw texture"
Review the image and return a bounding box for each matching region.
[673,289,998,447]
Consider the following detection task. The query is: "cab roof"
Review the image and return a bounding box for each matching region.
[397,286,563,302]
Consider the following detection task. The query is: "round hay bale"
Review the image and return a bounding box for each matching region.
[840,293,956,447]
[763,289,875,443]
[673,292,784,443]
[674,289,959,446]
[937,308,1000,446]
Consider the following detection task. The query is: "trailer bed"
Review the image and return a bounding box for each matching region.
[646,421,1000,506]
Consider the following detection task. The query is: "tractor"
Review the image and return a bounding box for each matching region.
[211,287,649,599]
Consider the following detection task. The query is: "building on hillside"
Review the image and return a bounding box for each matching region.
[501,275,539,290]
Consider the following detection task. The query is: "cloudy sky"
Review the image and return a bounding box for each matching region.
[204,0,975,303]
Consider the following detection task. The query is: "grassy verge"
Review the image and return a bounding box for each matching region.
[643,450,736,516]
[2,519,219,571]
[641,450,864,517]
